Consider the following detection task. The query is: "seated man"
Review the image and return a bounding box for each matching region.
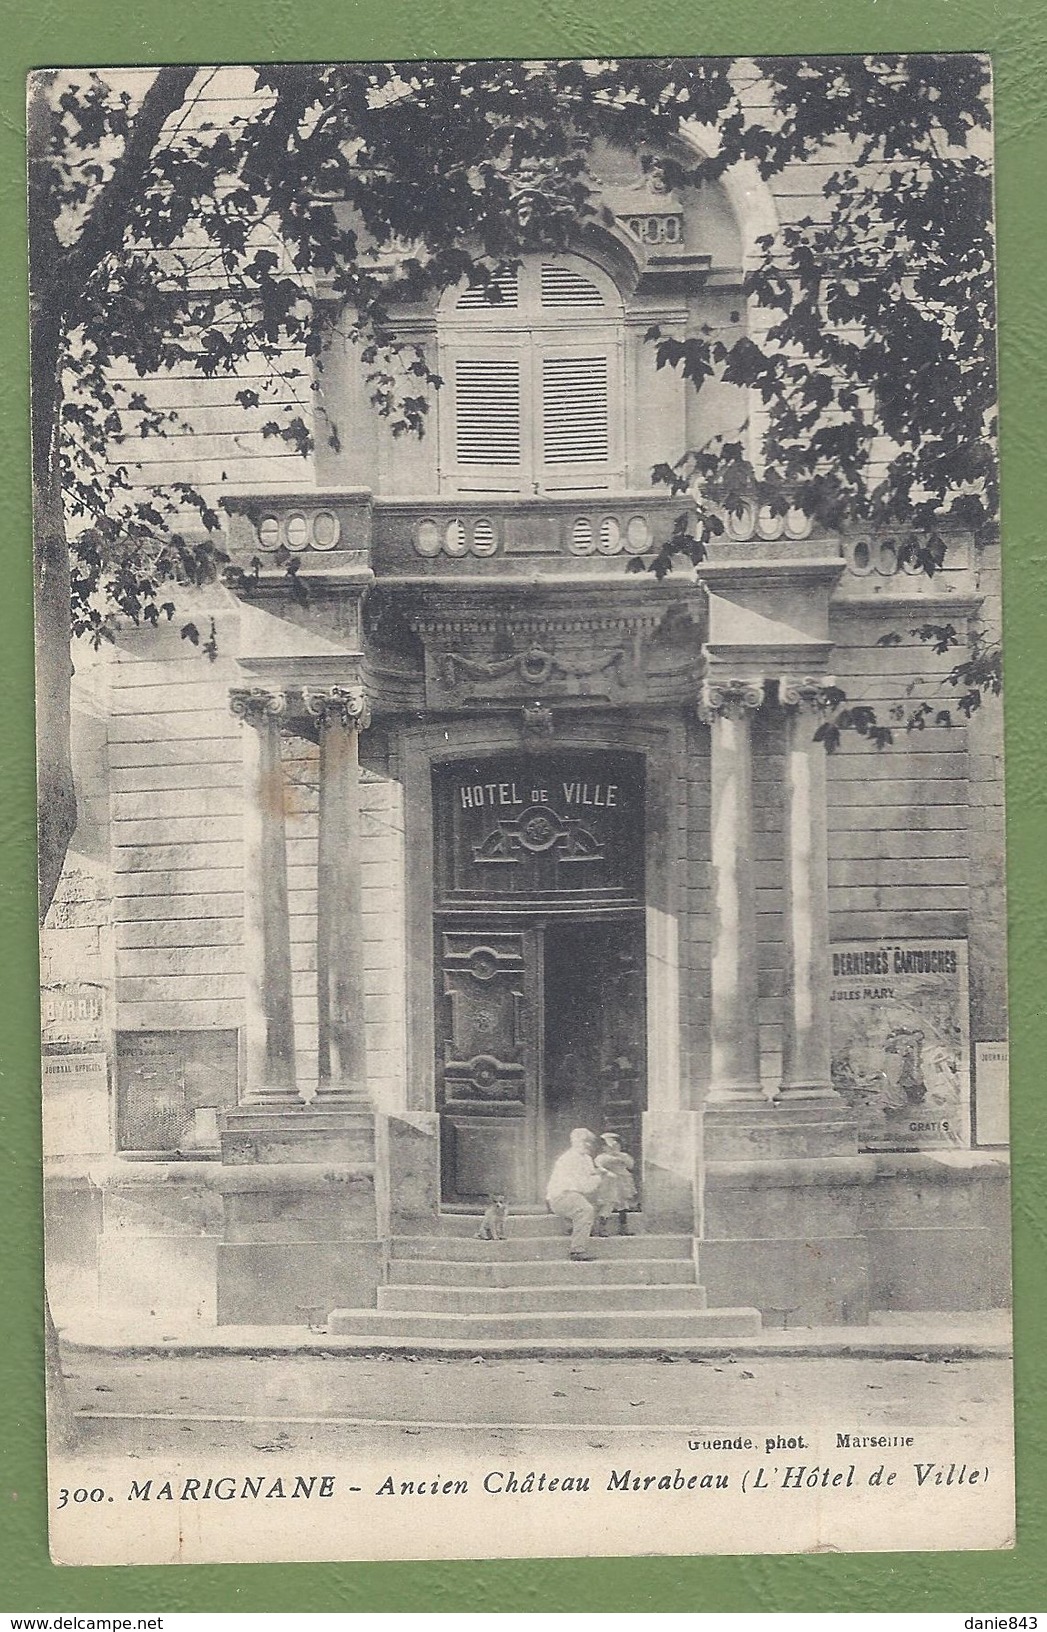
[545,1127,603,1260]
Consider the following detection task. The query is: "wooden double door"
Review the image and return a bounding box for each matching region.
[436,915,646,1205]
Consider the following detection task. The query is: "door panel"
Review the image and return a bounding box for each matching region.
[436,917,647,1206]
[542,920,646,1193]
[437,927,540,1203]
[441,1119,530,1204]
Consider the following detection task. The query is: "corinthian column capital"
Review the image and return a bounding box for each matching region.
[302,684,372,732]
[229,685,288,725]
[697,674,765,725]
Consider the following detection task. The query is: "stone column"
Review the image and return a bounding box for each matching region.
[229,686,297,1103]
[700,675,765,1103]
[305,685,372,1105]
[778,677,837,1099]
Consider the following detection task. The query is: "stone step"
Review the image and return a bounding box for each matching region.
[387,1257,696,1287]
[327,1308,761,1341]
[390,1234,694,1262]
[434,1212,642,1238]
[377,1283,709,1314]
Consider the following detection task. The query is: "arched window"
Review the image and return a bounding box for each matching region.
[438,254,626,496]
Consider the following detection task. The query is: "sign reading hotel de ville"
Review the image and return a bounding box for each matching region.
[829,941,971,1152]
[31,55,1014,1569]
[435,752,645,903]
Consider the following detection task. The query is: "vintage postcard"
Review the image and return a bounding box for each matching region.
[31,55,1014,1565]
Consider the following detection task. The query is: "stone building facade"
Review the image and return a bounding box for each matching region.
[41,126,1010,1340]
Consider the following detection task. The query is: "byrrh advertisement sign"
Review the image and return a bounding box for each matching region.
[829,939,971,1151]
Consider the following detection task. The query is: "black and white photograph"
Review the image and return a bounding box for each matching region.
[30,55,1013,1564]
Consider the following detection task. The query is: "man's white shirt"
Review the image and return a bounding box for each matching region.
[546,1148,601,1203]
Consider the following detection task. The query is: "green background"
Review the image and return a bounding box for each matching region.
[2,0,1043,1610]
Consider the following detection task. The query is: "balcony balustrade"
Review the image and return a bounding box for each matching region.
[222,488,990,611]
[373,493,700,573]
[222,489,704,577]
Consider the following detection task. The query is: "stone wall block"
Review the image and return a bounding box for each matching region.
[704,1168,863,1240]
[376,1112,442,1236]
[641,1110,700,1235]
[100,1233,219,1324]
[701,1236,869,1326]
[217,1239,383,1324]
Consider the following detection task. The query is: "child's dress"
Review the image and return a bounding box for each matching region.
[595,1146,637,1214]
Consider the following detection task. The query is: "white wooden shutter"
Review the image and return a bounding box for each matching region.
[440,257,623,495]
[455,269,520,311]
[454,357,522,467]
[539,262,605,309]
[541,355,610,466]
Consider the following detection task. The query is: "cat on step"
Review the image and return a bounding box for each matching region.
[476,1195,508,1240]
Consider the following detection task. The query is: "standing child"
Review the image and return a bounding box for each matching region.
[593,1133,636,1235]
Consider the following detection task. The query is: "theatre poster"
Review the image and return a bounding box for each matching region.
[829,940,971,1152]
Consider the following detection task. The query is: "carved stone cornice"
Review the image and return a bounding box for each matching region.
[302,685,372,733]
[398,587,704,712]
[697,675,765,724]
[441,643,634,692]
[229,685,288,725]
[408,608,665,640]
[779,675,837,716]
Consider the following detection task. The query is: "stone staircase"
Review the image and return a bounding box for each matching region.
[327,1212,761,1344]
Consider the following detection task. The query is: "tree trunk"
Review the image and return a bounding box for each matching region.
[31,263,80,1452]
[43,1289,78,1455]
[34,423,76,925]
[29,63,199,1460]
[32,339,80,1454]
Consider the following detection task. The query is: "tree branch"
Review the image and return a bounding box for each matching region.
[36,65,198,308]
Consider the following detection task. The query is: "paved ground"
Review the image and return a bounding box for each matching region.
[58,1307,1012,1360]
[64,1347,1013,1461]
